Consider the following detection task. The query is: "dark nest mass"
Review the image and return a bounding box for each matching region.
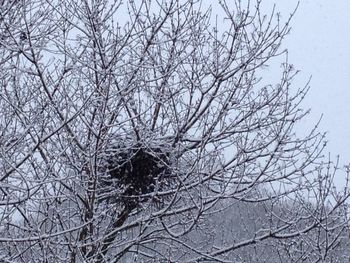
[100,143,173,209]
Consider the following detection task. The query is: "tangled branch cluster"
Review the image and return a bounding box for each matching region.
[100,142,172,208]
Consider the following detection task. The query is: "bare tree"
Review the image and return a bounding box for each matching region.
[0,0,349,262]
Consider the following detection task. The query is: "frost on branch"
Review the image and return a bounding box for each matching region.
[1,0,350,262]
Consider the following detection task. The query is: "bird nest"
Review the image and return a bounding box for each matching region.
[99,142,173,209]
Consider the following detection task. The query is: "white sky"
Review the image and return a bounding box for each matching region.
[268,0,350,165]
[209,0,350,165]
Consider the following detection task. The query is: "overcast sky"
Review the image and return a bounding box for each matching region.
[266,0,350,165]
[206,0,350,188]
[210,0,350,165]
